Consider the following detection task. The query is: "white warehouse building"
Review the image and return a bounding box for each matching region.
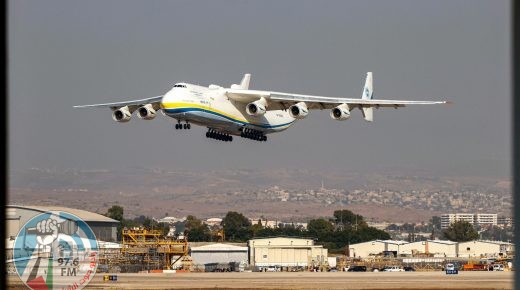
[457,240,513,258]
[399,240,458,257]
[349,239,513,258]
[248,237,327,267]
[190,243,248,265]
[347,240,408,258]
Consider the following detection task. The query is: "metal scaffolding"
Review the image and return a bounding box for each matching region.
[117,228,189,271]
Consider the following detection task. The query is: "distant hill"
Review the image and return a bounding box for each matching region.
[8,167,511,223]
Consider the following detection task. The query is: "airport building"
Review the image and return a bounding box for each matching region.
[6,205,119,242]
[457,240,514,258]
[349,239,513,258]
[190,242,248,271]
[248,237,327,268]
[399,240,458,257]
[347,240,408,258]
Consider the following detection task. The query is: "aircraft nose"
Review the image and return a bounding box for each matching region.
[160,90,176,109]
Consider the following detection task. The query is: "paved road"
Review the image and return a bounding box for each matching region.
[7,271,514,289]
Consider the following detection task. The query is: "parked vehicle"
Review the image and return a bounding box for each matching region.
[493,264,504,271]
[462,263,486,271]
[403,266,416,272]
[381,266,404,272]
[347,266,367,272]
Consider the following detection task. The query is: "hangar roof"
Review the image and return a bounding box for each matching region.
[7,205,119,223]
[191,243,248,252]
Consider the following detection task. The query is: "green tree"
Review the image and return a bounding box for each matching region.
[251,220,263,237]
[184,215,210,241]
[221,211,252,241]
[430,216,441,230]
[307,218,334,241]
[442,220,478,242]
[106,205,124,222]
[142,217,169,235]
[480,225,513,242]
[105,205,124,241]
[333,209,366,227]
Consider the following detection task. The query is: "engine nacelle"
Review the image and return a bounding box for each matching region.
[246,100,267,116]
[112,106,132,122]
[289,102,308,119]
[330,104,351,121]
[137,104,156,120]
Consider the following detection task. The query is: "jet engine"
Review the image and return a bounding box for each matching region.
[289,102,308,119]
[137,104,156,120]
[246,100,267,116]
[112,106,132,122]
[330,104,351,121]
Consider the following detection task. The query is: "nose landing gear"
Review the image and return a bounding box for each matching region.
[175,121,191,130]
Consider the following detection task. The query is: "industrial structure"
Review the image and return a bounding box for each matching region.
[117,228,189,272]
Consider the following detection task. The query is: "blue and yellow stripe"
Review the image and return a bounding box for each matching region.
[162,102,294,129]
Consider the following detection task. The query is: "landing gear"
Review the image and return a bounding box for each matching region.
[240,128,267,142]
[175,121,191,130]
[206,129,233,142]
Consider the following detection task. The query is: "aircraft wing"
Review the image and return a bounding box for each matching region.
[226,72,448,122]
[226,89,447,110]
[73,95,163,110]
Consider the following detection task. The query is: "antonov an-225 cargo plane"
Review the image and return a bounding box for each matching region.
[75,72,448,142]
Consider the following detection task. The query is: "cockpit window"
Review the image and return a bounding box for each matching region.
[173,84,187,88]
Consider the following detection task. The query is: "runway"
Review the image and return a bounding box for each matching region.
[7,271,514,289]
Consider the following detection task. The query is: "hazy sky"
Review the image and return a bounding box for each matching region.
[9,0,511,176]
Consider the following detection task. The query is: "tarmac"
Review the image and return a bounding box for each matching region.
[7,271,514,290]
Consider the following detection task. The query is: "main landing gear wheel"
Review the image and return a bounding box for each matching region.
[240,128,267,142]
[206,129,233,142]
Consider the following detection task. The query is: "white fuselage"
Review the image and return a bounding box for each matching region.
[160,84,295,135]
